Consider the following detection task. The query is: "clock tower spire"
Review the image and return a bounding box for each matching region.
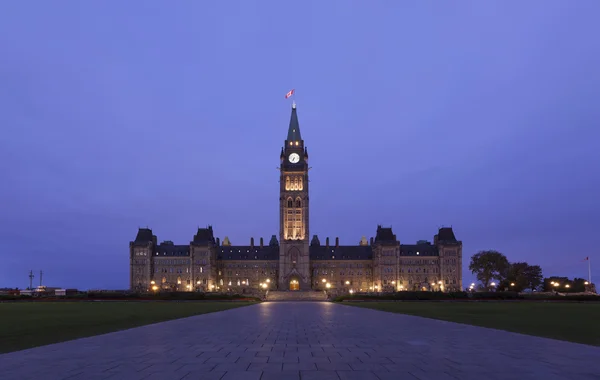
[279,103,310,290]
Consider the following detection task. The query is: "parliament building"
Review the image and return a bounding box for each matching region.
[129,104,463,293]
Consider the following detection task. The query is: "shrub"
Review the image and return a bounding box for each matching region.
[470,291,521,300]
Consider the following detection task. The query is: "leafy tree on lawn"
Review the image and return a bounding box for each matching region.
[469,250,510,288]
[498,262,529,292]
[498,262,543,292]
[524,264,543,291]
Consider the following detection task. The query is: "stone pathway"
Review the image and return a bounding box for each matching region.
[1,302,599,380]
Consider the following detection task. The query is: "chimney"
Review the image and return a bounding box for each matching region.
[370,237,374,245]
[250,237,254,248]
[216,237,220,246]
[260,237,264,248]
[326,237,329,248]
[335,237,339,247]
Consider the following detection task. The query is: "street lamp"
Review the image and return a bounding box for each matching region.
[152,285,158,291]
[345,280,350,285]
[510,283,515,287]
[322,279,326,283]
[326,283,331,289]
[490,282,496,287]
[584,281,589,285]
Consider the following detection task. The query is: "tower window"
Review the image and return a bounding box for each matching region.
[287,198,293,208]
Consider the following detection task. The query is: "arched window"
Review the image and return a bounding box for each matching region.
[285,176,290,190]
[295,198,302,208]
[287,198,293,208]
[220,279,224,286]
[177,276,182,285]
[162,277,167,284]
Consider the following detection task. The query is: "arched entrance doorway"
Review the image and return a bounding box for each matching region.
[289,278,300,291]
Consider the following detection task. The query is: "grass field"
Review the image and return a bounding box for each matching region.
[0,301,256,354]
[344,301,600,346]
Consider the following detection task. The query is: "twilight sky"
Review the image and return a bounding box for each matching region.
[1,1,599,290]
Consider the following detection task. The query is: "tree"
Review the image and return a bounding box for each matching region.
[498,262,543,292]
[469,250,510,288]
[524,264,543,291]
[499,262,529,292]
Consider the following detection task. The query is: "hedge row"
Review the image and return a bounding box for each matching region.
[0,292,261,302]
[333,291,600,302]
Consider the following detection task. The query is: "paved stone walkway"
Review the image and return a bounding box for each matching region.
[1,302,599,380]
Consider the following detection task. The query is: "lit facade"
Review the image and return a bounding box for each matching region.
[130,104,463,293]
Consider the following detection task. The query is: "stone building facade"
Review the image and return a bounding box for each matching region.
[130,104,463,293]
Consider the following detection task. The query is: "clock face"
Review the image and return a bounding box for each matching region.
[288,153,300,163]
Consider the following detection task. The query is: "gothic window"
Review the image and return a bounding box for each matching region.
[287,198,293,208]
[295,198,302,208]
[162,277,167,283]
[285,176,290,190]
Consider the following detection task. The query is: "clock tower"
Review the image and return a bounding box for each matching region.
[278,102,311,290]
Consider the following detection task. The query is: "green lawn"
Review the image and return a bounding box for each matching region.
[0,301,255,354]
[344,301,600,346]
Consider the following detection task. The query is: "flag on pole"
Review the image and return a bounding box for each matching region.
[583,257,589,261]
[285,89,295,99]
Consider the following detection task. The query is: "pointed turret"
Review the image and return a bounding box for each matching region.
[287,103,302,142]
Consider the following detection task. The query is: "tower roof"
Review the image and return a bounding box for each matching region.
[287,103,302,142]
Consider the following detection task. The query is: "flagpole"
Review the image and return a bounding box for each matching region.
[589,257,592,285]
[292,89,296,108]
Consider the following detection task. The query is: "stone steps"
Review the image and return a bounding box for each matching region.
[266,290,328,302]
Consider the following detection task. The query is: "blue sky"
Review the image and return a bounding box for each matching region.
[1,1,599,289]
